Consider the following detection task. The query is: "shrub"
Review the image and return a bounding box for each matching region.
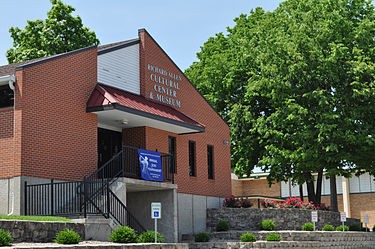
[223,195,238,208]
[238,198,253,208]
[302,222,314,231]
[261,219,275,231]
[335,225,349,231]
[194,232,210,242]
[322,224,335,231]
[0,229,13,246]
[349,224,362,231]
[55,229,81,244]
[240,232,256,242]
[265,233,281,241]
[216,220,230,231]
[261,199,284,208]
[137,230,164,243]
[109,226,138,243]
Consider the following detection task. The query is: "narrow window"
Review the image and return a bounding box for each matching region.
[0,85,14,108]
[207,145,214,179]
[189,141,196,176]
[168,136,177,173]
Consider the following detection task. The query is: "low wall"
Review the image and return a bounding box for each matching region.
[0,220,85,242]
[208,230,375,242]
[207,208,360,231]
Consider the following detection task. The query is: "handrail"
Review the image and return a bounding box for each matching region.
[108,189,146,234]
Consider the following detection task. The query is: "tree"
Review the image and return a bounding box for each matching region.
[6,0,99,63]
[185,0,375,208]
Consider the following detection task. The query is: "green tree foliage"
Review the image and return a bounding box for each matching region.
[185,0,375,208]
[6,0,99,63]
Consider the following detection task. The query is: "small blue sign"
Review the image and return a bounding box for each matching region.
[138,149,163,182]
[154,211,159,217]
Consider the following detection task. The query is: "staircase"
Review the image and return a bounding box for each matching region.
[24,145,174,234]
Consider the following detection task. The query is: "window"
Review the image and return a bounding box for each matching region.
[207,145,214,179]
[189,141,196,176]
[0,85,14,108]
[168,136,176,173]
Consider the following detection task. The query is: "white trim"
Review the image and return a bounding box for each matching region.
[98,123,122,132]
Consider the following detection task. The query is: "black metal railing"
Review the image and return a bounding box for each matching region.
[24,145,174,234]
[24,180,82,216]
[108,189,146,234]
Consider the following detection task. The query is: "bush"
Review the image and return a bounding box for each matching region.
[137,230,164,243]
[216,220,230,231]
[336,225,349,231]
[240,232,256,242]
[223,195,238,208]
[109,226,138,243]
[261,219,275,231]
[322,224,335,231]
[302,222,314,231]
[54,229,81,244]
[373,224,375,232]
[0,229,13,246]
[265,233,281,241]
[194,232,210,242]
[349,224,362,231]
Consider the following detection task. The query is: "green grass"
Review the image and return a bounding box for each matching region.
[0,215,71,222]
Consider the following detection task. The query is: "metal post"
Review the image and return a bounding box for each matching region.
[83,177,87,218]
[50,179,54,216]
[154,218,157,243]
[106,178,110,218]
[24,181,28,216]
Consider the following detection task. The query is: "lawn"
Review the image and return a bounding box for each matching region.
[0,215,71,222]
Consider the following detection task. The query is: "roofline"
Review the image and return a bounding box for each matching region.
[98,39,140,55]
[16,45,97,70]
[138,28,229,129]
[86,103,205,134]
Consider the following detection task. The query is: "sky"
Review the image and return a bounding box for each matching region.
[0,0,283,70]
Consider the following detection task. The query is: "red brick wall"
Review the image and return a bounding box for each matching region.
[0,107,14,178]
[138,30,231,197]
[123,127,146,148]
[14,48,98,180]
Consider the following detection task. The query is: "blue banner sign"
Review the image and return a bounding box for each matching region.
[138,149,163,182]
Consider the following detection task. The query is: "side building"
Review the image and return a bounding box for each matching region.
[0,29,231,241]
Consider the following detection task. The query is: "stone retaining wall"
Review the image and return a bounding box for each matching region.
[0,220,85,242]
[207,208,360,231]
[208,231,375,242]
[10,243,190,249]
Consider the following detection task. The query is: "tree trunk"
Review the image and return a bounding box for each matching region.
[304,172,317,203]
[315,170,323,205]
[330,174,339,212]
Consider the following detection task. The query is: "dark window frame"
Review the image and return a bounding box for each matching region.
[168,136,177,173]
[189,140,196,177]
[207,145,214,179]
[0,85,14,108]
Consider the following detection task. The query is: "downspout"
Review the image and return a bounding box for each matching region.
[2,74,16,215]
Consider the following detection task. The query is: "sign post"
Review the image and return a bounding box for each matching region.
[151,202,161,243]
[340,212,346,232]
[364,214,369,232]
[311,210,318,231]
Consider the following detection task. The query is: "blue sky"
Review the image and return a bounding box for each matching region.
[0,0,283,70]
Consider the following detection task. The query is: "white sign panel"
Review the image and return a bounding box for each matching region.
[340,212,347,222]
[311,211,318,222]
[151,202,161,219]
[364,214,369,224]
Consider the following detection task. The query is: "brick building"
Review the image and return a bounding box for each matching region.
[0,29,231,241]
[232,172,375,230]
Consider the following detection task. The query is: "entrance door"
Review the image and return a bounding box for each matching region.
[98,128,122,167]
